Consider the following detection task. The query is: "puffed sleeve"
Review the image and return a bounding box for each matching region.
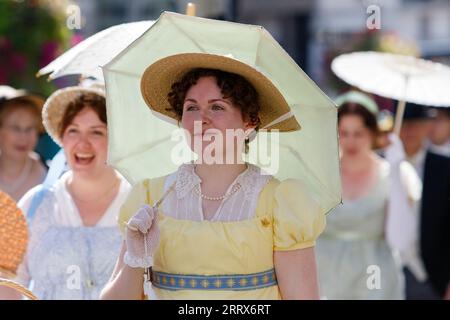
[273,179,326,251]
[117,179,153,239]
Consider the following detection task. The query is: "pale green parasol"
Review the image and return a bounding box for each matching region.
[102,12,341,215]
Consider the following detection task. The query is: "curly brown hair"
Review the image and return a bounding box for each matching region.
[58,93,107,138]
[167,68,261,129]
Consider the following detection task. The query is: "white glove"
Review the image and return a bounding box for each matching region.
[123,205,160,268]
[384,133,405,167]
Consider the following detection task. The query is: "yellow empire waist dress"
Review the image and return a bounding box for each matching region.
[118,166,326,300]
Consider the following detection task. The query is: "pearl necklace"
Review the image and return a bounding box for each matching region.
[194,183,241,201]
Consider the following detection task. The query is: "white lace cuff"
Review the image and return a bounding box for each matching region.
[123,251,153,268]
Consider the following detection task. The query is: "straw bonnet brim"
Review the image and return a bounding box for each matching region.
[141,53,301,132]
[42,86,105,146]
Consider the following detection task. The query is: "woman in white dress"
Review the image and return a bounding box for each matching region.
[316,92,422,300]
[0,84,130,299]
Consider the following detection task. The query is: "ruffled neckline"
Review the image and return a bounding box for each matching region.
[174,163,267,200]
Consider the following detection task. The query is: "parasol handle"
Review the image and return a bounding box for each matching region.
[394,100,406,135]
[186,3,196,16]
[126,184,175,232]
[393,74,410,135]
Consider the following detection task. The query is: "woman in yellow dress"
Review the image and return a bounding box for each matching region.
[101,54,326,300]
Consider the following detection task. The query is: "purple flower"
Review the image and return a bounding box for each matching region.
[40,41,59,67]
[0,68,8,84]
[70,34,84,47]
[10,53,27,72]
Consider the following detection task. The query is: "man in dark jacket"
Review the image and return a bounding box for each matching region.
[400,103,450,300]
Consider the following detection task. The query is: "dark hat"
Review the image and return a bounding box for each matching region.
[401,102,436,121]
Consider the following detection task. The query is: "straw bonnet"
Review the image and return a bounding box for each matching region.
[42,80,105,146]
[140,53,301,132]
[0,191,28,278]
[401,102,437,121]
[0,85,45,133]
